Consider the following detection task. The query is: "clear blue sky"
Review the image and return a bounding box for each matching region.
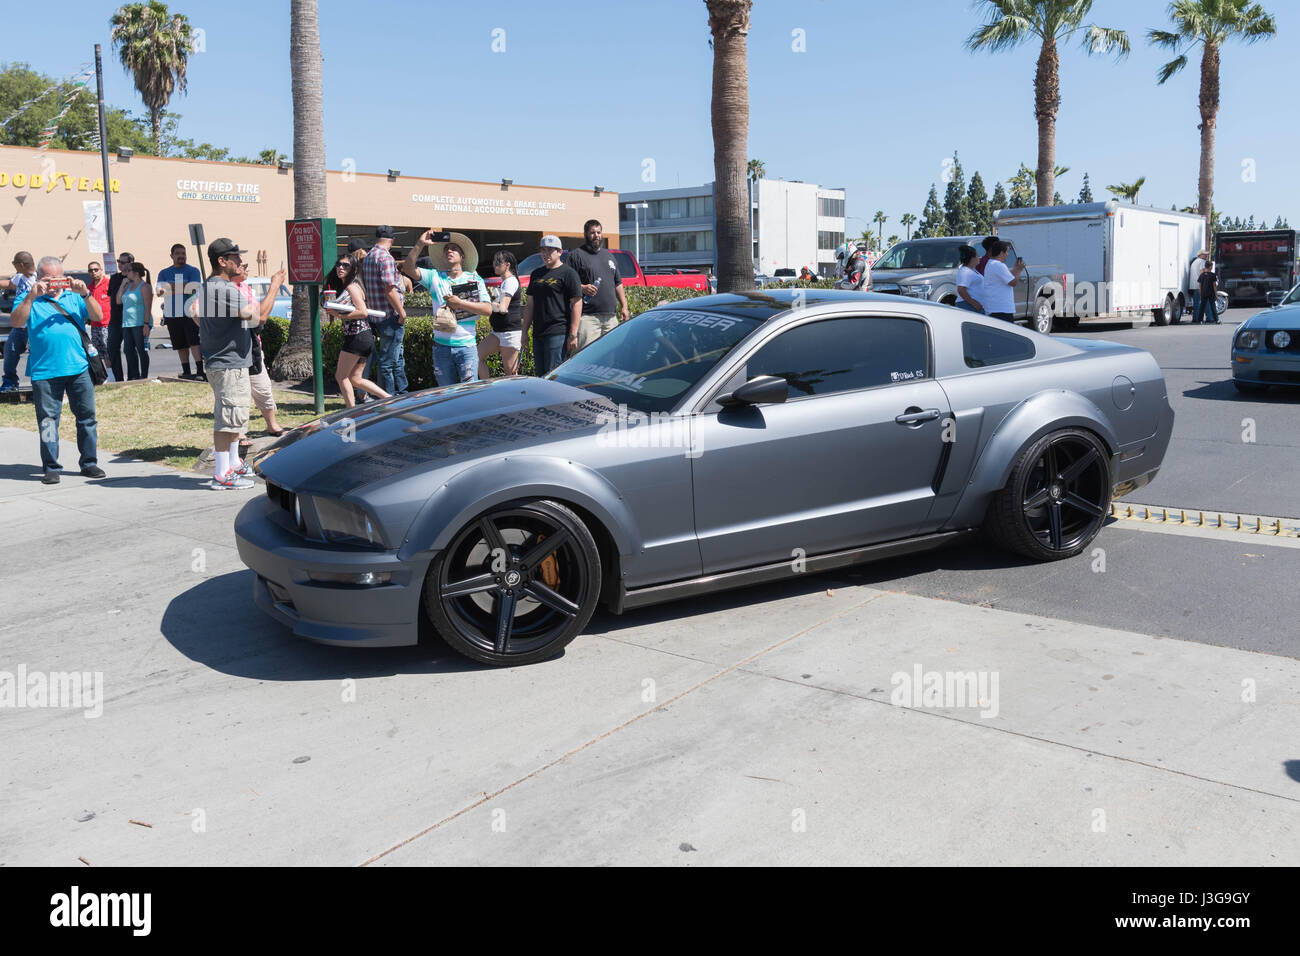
[26,0,1300,237]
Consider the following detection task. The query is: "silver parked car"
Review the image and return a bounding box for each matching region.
[237,290,1174,666]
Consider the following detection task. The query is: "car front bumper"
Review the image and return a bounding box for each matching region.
[234,496,432,647]
[1231,350,1300,386]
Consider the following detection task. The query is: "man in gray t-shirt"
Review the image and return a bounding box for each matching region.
[566,219,629,350]
[192,238,260,490]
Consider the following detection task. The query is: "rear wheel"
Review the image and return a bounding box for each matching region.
[425,499,601,666]
[1171,294,1184,324]
[984,429,1111,561]
[1153,295,1174,326]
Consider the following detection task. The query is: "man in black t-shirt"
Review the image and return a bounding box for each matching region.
[522,235,583,376]
[105,251,135,382]
[566,219,629,350]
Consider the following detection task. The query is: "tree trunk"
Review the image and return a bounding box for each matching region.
[1033,34,1060,208]
[273,0,329,381]
[150,105,162,155]
[707,0,754,294]
[1197,40,1220,229]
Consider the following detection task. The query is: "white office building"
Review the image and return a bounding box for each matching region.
[619,180,846,277]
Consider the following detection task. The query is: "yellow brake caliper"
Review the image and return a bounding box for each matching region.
[535,534,561,589]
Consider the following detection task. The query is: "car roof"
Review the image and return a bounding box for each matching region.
[649,289,932,322]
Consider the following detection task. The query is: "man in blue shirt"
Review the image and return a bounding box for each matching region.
[9,256,105,484]
[157,243,205,379]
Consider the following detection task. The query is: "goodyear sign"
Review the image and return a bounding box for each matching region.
[0,170,120,193]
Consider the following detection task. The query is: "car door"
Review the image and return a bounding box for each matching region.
[690,314,952,575]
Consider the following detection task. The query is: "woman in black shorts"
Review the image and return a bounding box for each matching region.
[326,257,389,407]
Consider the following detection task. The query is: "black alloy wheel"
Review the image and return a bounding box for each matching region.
[985,429,1111,561]
[425,499,601,666]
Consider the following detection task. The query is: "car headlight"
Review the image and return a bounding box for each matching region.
[1272,330,1292,349]
[311,497,384,547]
[900,282,932,298]
[1235,330,1260,350]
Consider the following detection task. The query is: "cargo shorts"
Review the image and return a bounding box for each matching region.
[208,367,251,433]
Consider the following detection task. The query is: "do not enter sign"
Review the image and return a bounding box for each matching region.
[285,217,336,285]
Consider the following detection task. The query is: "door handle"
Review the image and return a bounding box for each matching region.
[895,407,941,426]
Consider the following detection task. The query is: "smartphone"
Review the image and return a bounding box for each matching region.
[429,229,451,242]
[1015,257,1025,266]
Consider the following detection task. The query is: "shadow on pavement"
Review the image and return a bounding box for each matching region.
[0,462,45,482]
[1285,760,1300,784]
[1183,380,1300,403]
[586,536,1034,636]
[161,570,484,680]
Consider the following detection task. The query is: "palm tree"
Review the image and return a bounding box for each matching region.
[900,212,917,239]
[1149,0,1277,228]
[109,1,193,154]
[967,1,1129,207]
[707,0,754,292]
[273,0,328,380]
[747,158,766,183]
[873,210,888,249]
[1106,177,1147,203]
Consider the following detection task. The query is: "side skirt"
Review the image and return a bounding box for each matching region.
[613,530,975,614]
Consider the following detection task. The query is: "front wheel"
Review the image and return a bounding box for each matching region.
[1153,295,1174,326]
[984,429,1112,561]
[425,499,602,666]
[1031,297,1054,335]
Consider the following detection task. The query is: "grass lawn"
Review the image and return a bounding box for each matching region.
[0,379,346,470]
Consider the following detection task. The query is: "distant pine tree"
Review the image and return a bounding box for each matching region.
[1008,164,1035,208]
[943,152,971,236]
[1077,172,1094,203]
[990,182,1009,217]
[967,172,991,234]
[919,184,944,238]
[1054,191,1064,205]
[1275,216,1286,229]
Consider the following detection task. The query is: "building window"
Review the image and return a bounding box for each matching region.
[818,197,845,218]
[643,231,714,254]
[818,231,844,249]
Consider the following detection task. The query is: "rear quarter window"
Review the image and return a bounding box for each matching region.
[613,252,638,278]
[962,322,1036,368]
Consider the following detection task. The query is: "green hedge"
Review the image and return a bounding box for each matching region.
[262,284,712,389]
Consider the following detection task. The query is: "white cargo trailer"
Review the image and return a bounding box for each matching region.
[994,201,1206,327]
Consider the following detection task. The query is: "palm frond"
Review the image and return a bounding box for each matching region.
[966,11,1037,52]
[1083,25,1130,57]
[1156,54,1188,85]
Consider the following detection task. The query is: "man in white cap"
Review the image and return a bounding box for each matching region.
[521,235,582,376]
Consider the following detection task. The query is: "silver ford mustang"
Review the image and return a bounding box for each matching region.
[237,291,1174,666]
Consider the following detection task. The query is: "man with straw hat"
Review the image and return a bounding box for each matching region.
[401,230,491,385]
[1188,248,1209,325]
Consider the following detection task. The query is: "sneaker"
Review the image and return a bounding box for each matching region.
[231,461,253,478]
[0,384,17,394]
[80,465,106,478]
[196,371,208,382]
[41,470,61,485]
[178,370,195,380]
[209,471,255,490]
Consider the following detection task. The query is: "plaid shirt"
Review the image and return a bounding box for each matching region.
[360,244,401,319]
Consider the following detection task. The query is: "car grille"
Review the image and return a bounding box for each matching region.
[265,480,297,518]
[1260,370,1300,383]
[1266,330,1300,353]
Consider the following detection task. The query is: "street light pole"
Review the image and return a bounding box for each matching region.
[93,44,116,268]
[630,202,649,264]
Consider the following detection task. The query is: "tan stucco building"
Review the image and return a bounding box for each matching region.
[0,144,620,276]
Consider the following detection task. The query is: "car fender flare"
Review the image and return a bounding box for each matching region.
[399,455,641,560]
[963,390,1120,499]
[933,283,958,304]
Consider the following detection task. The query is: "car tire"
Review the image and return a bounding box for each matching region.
[1153,295,1174,326]
[424,499,602,666]
[1233,379,1267,394]
[984,428,1111,562]
[1171,294,1184,324]
[1031,297,1054,335]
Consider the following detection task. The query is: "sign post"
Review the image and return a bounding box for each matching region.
[189,223,207,280]
[285,217,337,414]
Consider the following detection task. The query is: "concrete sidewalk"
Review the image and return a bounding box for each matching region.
[1,425,1297,865]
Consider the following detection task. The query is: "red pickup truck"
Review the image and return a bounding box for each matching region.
[496,249,709,291]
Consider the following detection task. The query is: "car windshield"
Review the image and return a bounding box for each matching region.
[873,241,967,271]
[1283,284,1300,305]
[550,308,762,414]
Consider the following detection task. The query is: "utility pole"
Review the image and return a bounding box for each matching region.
[93,44,117,269]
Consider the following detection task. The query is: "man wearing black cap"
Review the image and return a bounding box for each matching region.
[347,238,367,265]
[360,225,407,395]
[195,238,262,490]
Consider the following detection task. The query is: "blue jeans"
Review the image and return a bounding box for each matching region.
[376,317,408,394]
[533,333,566,377]
[122,325,149,379]
[106,319,124,381]
[32,370,98,473]
[1195,293,1217,324]
[2,325,27,388]
[1189,290,1200,323]
[434,343,478,386]
[955,300,980,313]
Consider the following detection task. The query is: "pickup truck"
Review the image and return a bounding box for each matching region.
[507,248,709,292]
[869,235,1066,334]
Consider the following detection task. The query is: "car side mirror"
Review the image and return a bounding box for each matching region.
[719,375,789,408]
[1266,291,1285,307]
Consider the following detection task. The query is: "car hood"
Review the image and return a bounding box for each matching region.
[869,268,950,285]
[1241,304,1300,330]
[252,377,616,497]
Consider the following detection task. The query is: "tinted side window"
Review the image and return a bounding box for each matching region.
[613,252,638,278]
[744,317,930,397]
[962,322,1036,368]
